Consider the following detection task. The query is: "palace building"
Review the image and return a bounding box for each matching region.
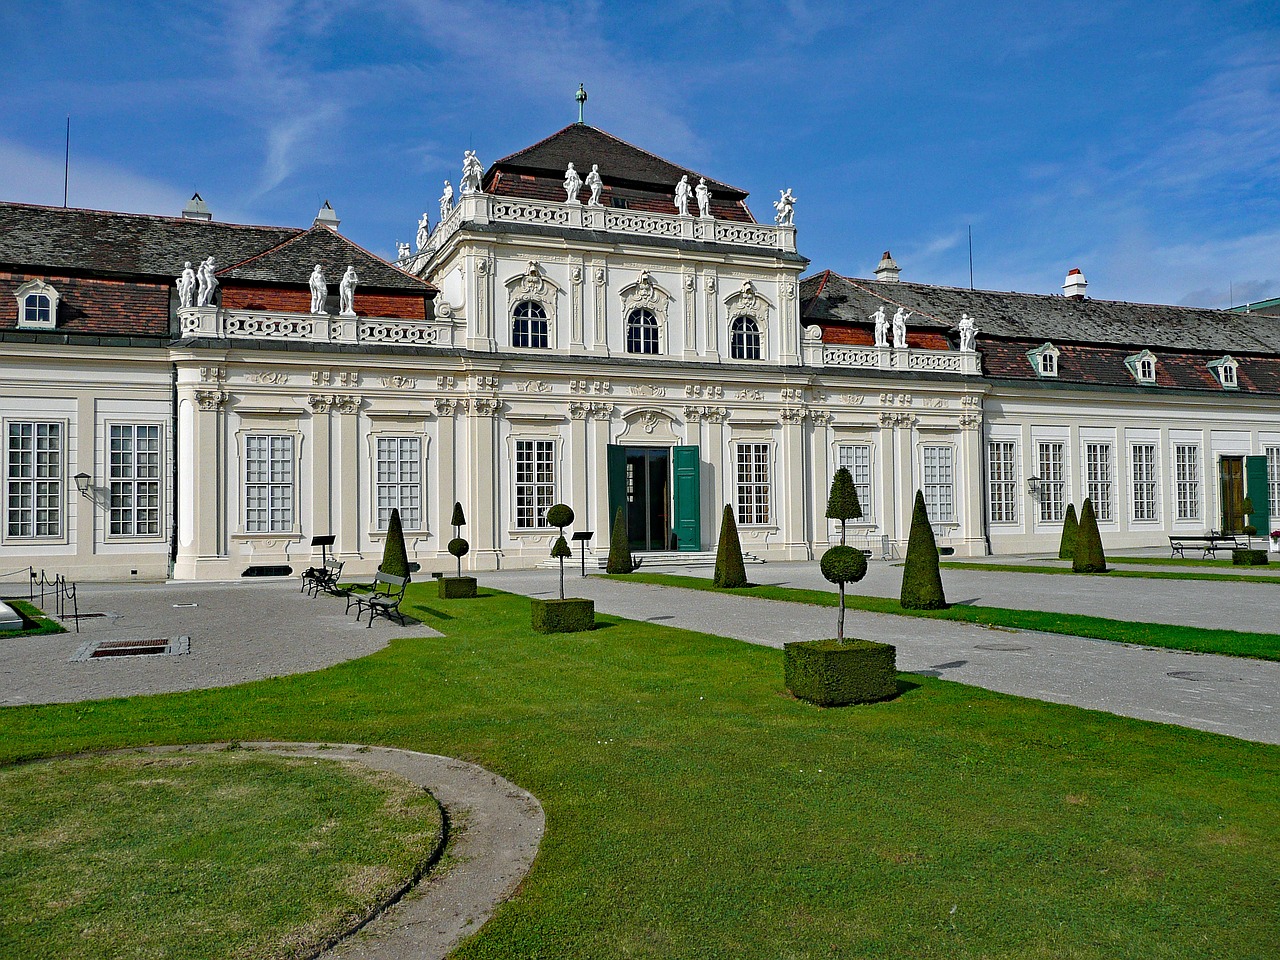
[1,121,1277,581]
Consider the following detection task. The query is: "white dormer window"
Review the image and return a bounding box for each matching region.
[1126,350,1158,384]
[14,279,60,330]
[1028,342,1059,378]
[1208,355,1239,389]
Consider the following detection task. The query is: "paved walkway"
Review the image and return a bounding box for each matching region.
[486,567,1280,745]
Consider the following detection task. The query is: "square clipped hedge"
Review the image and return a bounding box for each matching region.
[531,597,595,634]
[438,576,478,598]
[1232,549,1270,566]
[784,638,897,706]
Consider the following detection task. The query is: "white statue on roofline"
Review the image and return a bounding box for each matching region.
[196,257,218,307]
[585,164,603,205]
[415,212,430,251]
[871,305,889,347]
[339,266,359,316]
[674,175,692,216]
[695,178,712,218]
[177,261,197,308]
[957,313,977,352]
[460,151,483,194]
[773,188,796,226]
[439,180,454,221]
[563,162,582,203]
[892,307,910,349]
[309,264,327,314]
[397,242,412,262]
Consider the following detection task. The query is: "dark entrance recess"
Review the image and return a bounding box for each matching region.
[607,444,701,552]
[1219,457,1244,533]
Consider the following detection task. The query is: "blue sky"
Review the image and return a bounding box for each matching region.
[3,0,1278,307]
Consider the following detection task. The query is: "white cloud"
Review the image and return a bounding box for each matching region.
[0,138,187,215]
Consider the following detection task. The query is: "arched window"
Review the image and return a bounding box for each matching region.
[14,280,59,330]
[729,315,761,360]
[626,308,659,355]
[512,300,548,349]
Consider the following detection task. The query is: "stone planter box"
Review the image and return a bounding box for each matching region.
[531,597,595,634]
[438,576,477,598]
[784,638,897,706]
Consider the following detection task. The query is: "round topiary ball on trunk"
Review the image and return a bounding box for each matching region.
[546,503,574,530]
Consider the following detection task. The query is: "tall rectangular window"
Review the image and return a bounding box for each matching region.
[1085,443,1113,521]
[1131,443,1158,521]
[515,439,555,528]
[987,441,1017,523]
[1175,445,1200,521]
[922,445,955,523]
[244,434,293,533]
[376,437,421,531]
[837,444,872,519]
[736,443,771,525]
[6,421,62,538]
[1037,441,1065,522]
[1267,446,1280,521]
[109,424,161,537]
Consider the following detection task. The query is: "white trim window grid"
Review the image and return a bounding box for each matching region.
[922,444,955,523]
[1028,343,1059,377]
[244,434,294,533]
[987,440,1017,523]
[515,439,556,528]
[1037,441,1065,522]
[6,421,62,538]
[625,308,659,355]
[375,437,421,531]
[109,424,161,537]
[837,443,873,520]
[24,293,52,326]
[512,300,549,349]
[1085,443,1113,522]
[1131,443,1158,521]
[1175,445,1201,521]
[1267,446,1280,521]
[736,442,771,525]
[729,315,762,360]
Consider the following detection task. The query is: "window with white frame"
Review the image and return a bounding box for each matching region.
[837,444,872,519]
[109,424,161,537]
[922,445,955,523]
[1029,343,1059,377]
[514,439,556,528]
[1209,356,1239,389]
[244,434,294,533]
[1085,443,1113,522]
[1127,351,1158,384]
[1038,441,1065,522]
[987,441,1017,523]
[512,300,549,349]
[14,279,60,330]
[729,316,762,361]
[1131,443,1158,521]
[1267,446,1280,521]
[625,308,659,355]
[375,437,421,531]
[1175,444,1200,521]
[6,421,62,538]
[736,443,771,525]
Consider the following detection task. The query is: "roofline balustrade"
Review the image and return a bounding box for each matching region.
[805,340,982,376]
[178,305,459,347]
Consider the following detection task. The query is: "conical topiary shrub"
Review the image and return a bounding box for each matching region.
[605,506,636,574]
[826,466,862,545]
[713,504,748,588]
[900,490,947,609]
[1073,496,1108,573]
[380,507,410,578]
[1058,503,1078,560]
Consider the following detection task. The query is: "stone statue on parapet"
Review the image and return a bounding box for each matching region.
[196,257,218,307]
[695,178,712,218]
[585,164,603,205]
[416,212,430,251]
[674,175,692,216]
[563,162,582,203]
[339,266,359,316]
[439,181,454,221]
[957,313,977,352]
[773,188,796,226]
[309,264,327,314]
[871,305,889,347]
[177,261,197,308]
[460,151,483,194]
[892,307,911,349]
[397,242,412,263]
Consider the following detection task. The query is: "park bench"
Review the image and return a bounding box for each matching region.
[299,535,337,592]
[302,557,345,597]
[1168,533,1247,559]
[344,571,409,627]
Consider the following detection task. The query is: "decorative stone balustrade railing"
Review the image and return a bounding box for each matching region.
[424,192,797,256]
[178,306,455,347]
[803,341,982,376]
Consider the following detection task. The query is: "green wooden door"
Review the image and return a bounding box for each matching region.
[606,445,628,540]
[1245,455,1271,534]
[673,445,701,551]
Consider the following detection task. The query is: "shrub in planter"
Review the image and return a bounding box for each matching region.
[1232,549,1269,566]
[713,504,748,588]
[784,639,897,706]
[900,490,947,610]
[1058,503,1078,560]
[380,508,410,578]
[606,507,638,574]
[531,597,596,634]
[1072,497,1108,573]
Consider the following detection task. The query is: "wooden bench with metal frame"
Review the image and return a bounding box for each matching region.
[344,571,409,627]
[302,557,345,597]
[1168,533,1247,559]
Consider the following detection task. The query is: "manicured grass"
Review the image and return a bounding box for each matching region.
[939,560,1280,584]
[0,748,442,960]
[606,573,1280,661]
[1,586,1277,958]
[1109,556,1243,568]
[0,600,67,639]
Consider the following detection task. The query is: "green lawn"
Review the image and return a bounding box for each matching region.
[607,572,1280,662]
[939,560,1279,584]
[1,585,1277,959]
[0,749,443,960]
[0,600,66,639]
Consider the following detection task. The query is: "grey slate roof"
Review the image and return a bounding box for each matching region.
[489,124,748,199]
[801,271,1280,355]
[217,225,432,292]
[0,201,298,279]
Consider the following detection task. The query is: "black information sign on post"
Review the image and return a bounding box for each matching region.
[572,531,594,577]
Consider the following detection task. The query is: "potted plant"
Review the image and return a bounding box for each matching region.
[530,504,595,633]
[1270,529,1280,554]
[439,501,477,598]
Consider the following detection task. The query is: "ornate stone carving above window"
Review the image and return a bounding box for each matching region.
[505,260,562,349]
[14,279,59,330]
[619,270,673,354]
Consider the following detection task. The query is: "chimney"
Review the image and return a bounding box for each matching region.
[181,192,211,220]
[874,250,901,283]
[314,200,341,231]
[1063,268,1087,299]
